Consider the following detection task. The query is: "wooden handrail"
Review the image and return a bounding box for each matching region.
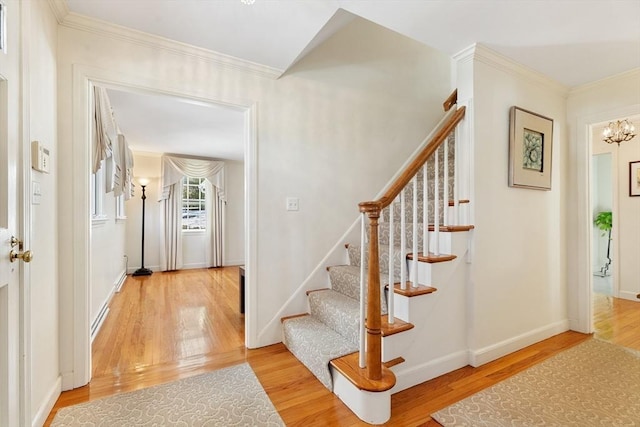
[359,106,466,214]
[355,90,466,385]
[443,89,458,112]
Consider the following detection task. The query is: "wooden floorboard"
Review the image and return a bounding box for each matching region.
[45,271,640,426]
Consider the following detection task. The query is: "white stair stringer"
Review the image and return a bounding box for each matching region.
[388,230,471,394]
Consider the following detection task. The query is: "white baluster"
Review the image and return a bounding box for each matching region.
[444,135,450,226]
[453,133,460,225]
[400,190,407,291]
[388,199,395,324]
[434,146,440,255]
[412,176,418,289]
[359,212,366,369]
[423,163,428,256]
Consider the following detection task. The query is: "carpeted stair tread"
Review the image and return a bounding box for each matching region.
[282,315,358,390]
[328,265,388,314]
[309,290,360,346]
[346,244,405,281]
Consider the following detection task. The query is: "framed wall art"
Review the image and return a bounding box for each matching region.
[630,160,640,197]
[508,106,554,190]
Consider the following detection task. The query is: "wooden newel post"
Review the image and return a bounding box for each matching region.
[359,202,383,381]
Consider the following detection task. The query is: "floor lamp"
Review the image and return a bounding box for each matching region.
[132,177,153,277]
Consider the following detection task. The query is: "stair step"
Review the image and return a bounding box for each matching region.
[330,352,396,392]
[383,357,405,369]
[428,224,475,232]
[328,265,388,314]
[281,313,310,323]
[381,315,414,337]
[346,243,405,280]
[390,283,437,297]
[406,252,456,263]
[282,315,358,390]
[306,288,329,296]
[309,289,360,346]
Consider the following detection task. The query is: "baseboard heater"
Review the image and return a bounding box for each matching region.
[90,304,110,342]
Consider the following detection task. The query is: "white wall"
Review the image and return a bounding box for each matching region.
[125,154,245,272]
[90,195,127,325]
[57,13,453,382]
[458,46,569,364]
[566,69,640,329]
[126,158,162,272]
[27,1,61,425]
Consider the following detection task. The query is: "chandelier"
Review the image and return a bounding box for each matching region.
[603,119,636,145]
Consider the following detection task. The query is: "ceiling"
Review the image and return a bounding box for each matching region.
[65,0,640,160]
[106,88,245,161]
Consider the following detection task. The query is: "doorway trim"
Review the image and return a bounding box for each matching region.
[67,64,257,388]
[575,103,640,334]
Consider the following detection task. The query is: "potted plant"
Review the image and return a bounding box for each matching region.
[594,211,612,276]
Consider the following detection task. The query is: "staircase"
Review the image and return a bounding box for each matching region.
[281,90,471,424]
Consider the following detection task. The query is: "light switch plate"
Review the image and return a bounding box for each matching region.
[286,197,299,211]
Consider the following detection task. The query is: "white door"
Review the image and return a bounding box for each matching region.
[0,2,24,424]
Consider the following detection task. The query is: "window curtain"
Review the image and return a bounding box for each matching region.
[93,87,134,198]
[92,86,116,174]
[160,181,184,271]
[159,155,225,271]
[205,182,225,268]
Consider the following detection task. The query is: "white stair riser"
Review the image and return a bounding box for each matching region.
[382,331,410,362]
[331,367,392,425]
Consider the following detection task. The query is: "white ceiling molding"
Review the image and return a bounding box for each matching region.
[569,68,640,97]
[60,12,283,79]
[469,44,569,97]
[47,0,69,24]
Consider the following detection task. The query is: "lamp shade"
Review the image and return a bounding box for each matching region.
[138,177,150,186]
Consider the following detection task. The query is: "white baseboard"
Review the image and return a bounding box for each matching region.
[619,290,640,302]
[392,350,469,393]
[32,375,61,427]
[223,259,244,266]
[469,319,570,367]
[127,265,160,274]
[181,262,208,270]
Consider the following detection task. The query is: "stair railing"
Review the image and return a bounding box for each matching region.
[357,90,466,379]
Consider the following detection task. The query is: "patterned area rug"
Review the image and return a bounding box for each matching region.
[52,363,284,426]
[433,339,640,426]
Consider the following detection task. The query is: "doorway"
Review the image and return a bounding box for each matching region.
[63,64,258,390]
[88,84,249,378]
[591,152,614,296]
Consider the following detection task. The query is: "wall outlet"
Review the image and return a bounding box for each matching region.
[286,197,299,211]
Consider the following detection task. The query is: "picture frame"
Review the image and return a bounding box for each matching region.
[630,161,640,197]
[508,106,554,190]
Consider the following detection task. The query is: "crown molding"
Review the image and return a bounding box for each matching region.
[569,68,640,96]
[47,0,69,24]
[454,43,569,97]
[60,12,283,79]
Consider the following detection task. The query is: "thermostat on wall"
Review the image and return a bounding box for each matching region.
[31,140,50,173]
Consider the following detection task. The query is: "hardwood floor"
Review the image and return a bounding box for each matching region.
[45,270,639,426]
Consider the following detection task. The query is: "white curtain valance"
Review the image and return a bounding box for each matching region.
[160,155,225,201]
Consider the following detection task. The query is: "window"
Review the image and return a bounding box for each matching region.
[91,160,107,223]
[182,177,206,230]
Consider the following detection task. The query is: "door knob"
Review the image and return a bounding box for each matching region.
[10,249,33,263]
